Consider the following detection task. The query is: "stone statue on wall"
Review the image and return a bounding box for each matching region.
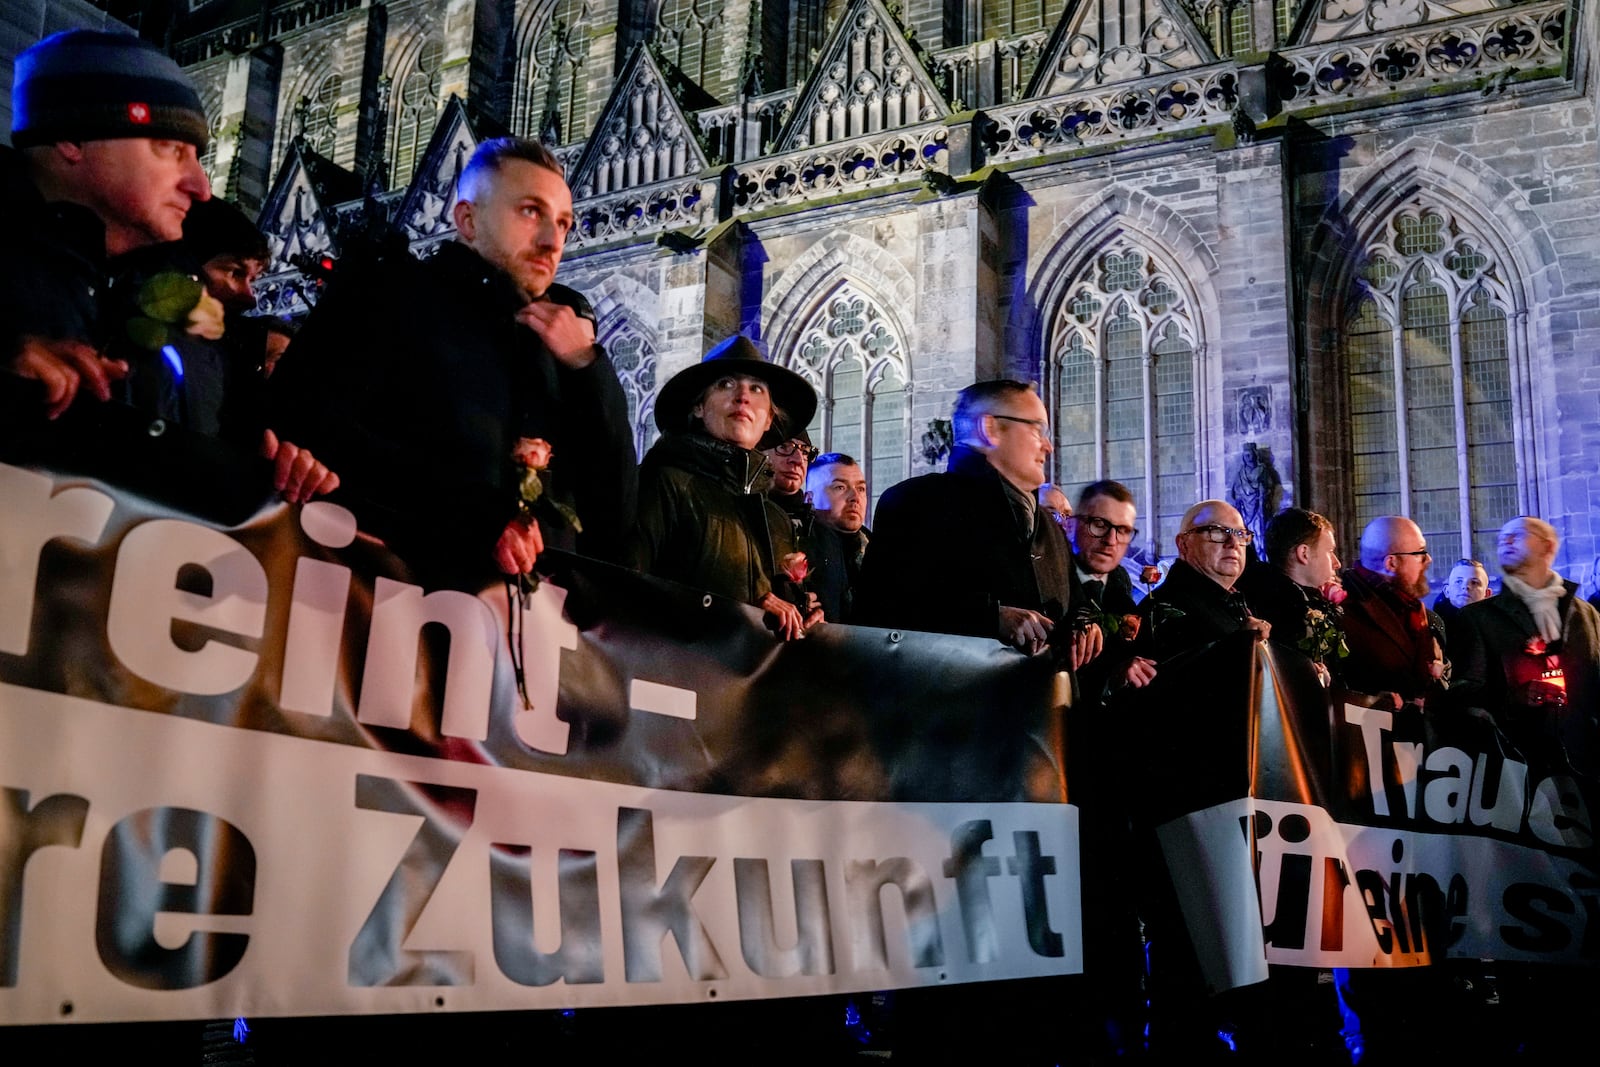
[1228,442,1283,550]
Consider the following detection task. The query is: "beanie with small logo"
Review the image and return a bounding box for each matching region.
[11,29,208,150]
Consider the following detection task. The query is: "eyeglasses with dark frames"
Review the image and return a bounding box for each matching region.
[1389,547,1431,558]
[772,441,819,459]
[1184,524,1253,545]
[990,414,1051,439]
[1077,515,1138,542]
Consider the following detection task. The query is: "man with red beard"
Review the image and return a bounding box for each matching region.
[271,137,635,584]
[1338,515,1449,703]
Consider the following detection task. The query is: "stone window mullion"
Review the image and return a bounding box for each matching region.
[1389,311,1411,511]
[1447,293,1472,560]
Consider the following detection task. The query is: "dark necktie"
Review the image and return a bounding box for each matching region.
[1083,579,1105,607]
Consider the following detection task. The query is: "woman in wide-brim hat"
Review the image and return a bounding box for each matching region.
[625,335,822,639]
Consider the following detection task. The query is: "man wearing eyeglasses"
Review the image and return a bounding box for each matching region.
[761,429,841,621]
[1133,500,1270,664]
[1069,481,1141,616]
[857,379,1099,667]
[1338,516,1449,703]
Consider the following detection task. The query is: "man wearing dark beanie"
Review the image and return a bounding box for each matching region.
[3,29,210,418]
[2,29,334,501]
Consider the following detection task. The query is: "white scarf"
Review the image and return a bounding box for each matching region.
[1503,571,1566,642]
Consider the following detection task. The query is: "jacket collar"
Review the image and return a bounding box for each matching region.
[646,431,770,495]
[1162,558,1248,612]
[1476,578,1577,636]
[430,239,528,313]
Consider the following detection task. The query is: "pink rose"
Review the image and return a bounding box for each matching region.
[1140,565,1163,586]
[780,552,809,584]
[1320,581,1348,606]
[512,437,553,469]
[1119,614,1142,641]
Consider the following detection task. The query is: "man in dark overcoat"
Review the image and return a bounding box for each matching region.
[1450,516,1600,772]
[271,137,636,583]
[855,379,1098,667]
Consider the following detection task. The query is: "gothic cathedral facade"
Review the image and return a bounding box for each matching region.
[175,0,1600,579]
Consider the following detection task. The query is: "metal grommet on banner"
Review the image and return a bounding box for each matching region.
[702,594,713,608]
[59,1001,73,1017]
[888,631,902,643]
[147,419,166,437]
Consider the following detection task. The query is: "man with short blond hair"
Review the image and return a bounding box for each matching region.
[272,136,635,583]
[1435,558,1491,630]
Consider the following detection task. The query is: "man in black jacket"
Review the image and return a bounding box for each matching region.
[1134,499,1269,664]
[271,137,636,584]
[2,29,333,502]
[1237,506,1346,685]
[1069,480,1141,616]
[805,451,870,623]
[856,379,1098,667]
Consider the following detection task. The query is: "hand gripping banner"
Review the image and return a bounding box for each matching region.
[0,407,1079,1026]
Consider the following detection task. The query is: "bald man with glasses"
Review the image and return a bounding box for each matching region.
[1338,515,1449,703]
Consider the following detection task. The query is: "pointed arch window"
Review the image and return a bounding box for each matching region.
[303,72,342,158]
[1046,243,1200,559]
[391,37,444,186]
[657,0,726,89]
[1343,202,1518,565]
[514,1,593,144]
[787,284,911,517]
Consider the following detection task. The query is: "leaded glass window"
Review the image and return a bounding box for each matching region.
[786,283,911,517]
[200,110,225,190]
[1342,200,1518,564]
[1046,242,1200,559]
[304,72,341,158]
[1201,2,1252,57]
[514,1,592,144]
[657,0,725,91]
[1274,0,1298,43]
[392,38,444,186]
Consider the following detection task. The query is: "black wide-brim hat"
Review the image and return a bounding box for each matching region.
[655,335,818,450]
